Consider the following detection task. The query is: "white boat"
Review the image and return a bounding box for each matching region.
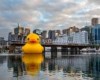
[81,48,96,52]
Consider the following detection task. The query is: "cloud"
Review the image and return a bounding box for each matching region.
[88,0,100,5]
[0,0,100,39]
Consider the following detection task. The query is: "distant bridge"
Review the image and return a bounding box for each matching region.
[9,42,100,48]
[9,42,100,58]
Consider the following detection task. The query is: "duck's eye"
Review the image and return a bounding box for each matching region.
[27,38,29,40]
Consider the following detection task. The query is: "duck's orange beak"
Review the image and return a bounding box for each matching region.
[30,39,37,43]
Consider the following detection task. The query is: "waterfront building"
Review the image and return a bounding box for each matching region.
[10,34,18,41]
[42,38,52,44]
[8,25,28,44]
[41,30,47,39]
[55,30,61,37]
[0,37,7,52]
[74,31,88,44]
[81,26,93,44]
[48,30,56,40]
[53,31,89,45]
[62,26,80,35]
[8,32,16,44]
[62,29,68,34]
[53,34,68,44]
[91,18,99,26]
[8,32,24,44]
[54,30,61,40]
[92,24,100,44]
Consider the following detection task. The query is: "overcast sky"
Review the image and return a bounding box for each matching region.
[0,0,100,39]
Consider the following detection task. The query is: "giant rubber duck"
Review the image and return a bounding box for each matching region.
[22,33,44,76]
[22,33,44,54]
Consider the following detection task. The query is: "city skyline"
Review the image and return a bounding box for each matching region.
[0,0,100,39]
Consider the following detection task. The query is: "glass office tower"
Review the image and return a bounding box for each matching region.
[92,24,100,44]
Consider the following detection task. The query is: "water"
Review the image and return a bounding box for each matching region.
[0,52,100,80]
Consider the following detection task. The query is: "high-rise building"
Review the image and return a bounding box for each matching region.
[62,29,67,34]
[62,26,79,35]
[41,30,47,39]
[24,28,30,36]
[81,26,93,44]
[48,30,56,40]
[92,24,100,44]
[9,24,25,43]
[14,24,24,35]
[55,30,61,37]
[91,18,98,26]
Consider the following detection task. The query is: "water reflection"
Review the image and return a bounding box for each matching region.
[41,54,100,80]
[25,63,40,76]
[1,53,99,80]
[0,56,6,65]
[87,54,100,80]
[22,53,44,76]
[7,56,24,77]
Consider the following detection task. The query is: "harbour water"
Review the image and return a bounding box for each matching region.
[0,52,100,80]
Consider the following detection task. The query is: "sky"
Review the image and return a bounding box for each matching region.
[0,0,100,39]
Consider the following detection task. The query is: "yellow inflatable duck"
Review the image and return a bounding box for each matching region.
[22,33,44,54]
[22,33,44,76]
